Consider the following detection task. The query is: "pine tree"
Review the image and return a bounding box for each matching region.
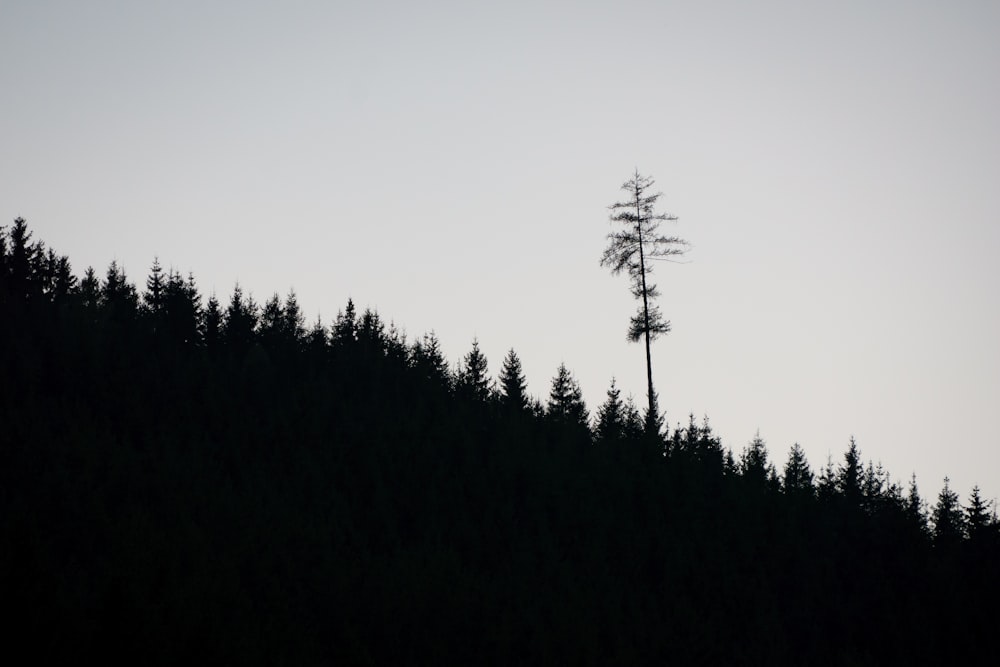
[79,267,100,310]
[357,308,387,357]
[740,431,773,487]
[600,171,687,426]
[965,486,993,543]
[905,474,928,537]
[497,348,529,414]
[203,294,223,350]
[594,378,626,444]
[410,332,449,387]
[306,315,328,353]
[51,255,76,303]
[283,290,306,344]
[932,477,965,546]
[7,217,35,301]
[144,257,165,319]
[838,437,863,506]
[223,283,258,347]
[101,260,138,318]
[817,454,838,502]
[332,299,358,347]
[782,443,814,497]
[456,339,490,403]
[161,270,202,346]
[546,363,589,431]
[259,293,285,347]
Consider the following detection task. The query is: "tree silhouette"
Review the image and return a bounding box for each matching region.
[497,348,529,414]
[964,485,992,543]
[456,339,490,403]
[546,363,588,431]
[204,293,222,349]
[782,443,814,496]
[594,378,626,444]
[600,171,687,430]
[739,431,775,487]
[932,477,964,546]
[838,436,863,507]
[143,257,165,320]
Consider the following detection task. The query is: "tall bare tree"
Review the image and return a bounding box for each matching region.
[601,170,687,431]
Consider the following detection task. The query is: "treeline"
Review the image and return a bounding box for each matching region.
[2,217,998,664]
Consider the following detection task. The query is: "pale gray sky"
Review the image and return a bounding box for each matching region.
[3,0,998,500]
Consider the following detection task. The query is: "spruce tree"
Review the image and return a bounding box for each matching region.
[546,363,588,431]
[932,477,965,546]
[79,267,100,310]
[456,339,490,403]
[259,293,285,347]
[905,474,928,537]
[838,437,863,506]
[223,283,258,348]
[965,486,992,543]
[594,378,626,444]
[101,260,138,319]
[410,332,449,387]
[739,431,773,487]
[283,290,306,344]
[332,299,358,347]
[497,348,529,414]
[161,270,202,347]
[203,294,223,350]
[782,443,814,496]
[144,257,165,319]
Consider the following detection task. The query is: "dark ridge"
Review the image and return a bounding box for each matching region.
[2,217,998,664]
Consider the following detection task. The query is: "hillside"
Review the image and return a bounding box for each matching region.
[2,218,997,664]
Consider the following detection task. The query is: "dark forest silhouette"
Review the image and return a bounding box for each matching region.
[2,217,999,664]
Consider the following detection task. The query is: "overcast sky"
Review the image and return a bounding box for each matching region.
[3,0,998,500]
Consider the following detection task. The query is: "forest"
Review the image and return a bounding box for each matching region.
[1,216,998,664]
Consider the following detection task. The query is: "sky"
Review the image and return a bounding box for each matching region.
[3,0,999,501]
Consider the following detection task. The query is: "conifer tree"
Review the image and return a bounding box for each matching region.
[144,257,165,319]
[782,443,814,496]
[283,290,306,344]
[905,474,928,536]
[357,308,387,357]
[546,363,589,431]
[101,260,138,319]
[456,339,490,403]
[838,437,863,506]
[497,348,529,414]
[306,315,327,352]
[622,395,644,442]
[965,485,992,542]
[740,431,774,487]
[410,332,449,387]
[594,378,626,444]
[600,171,687,429]
[932,477,965,546]
[259,293,285,347]
[223,283,258,347]
[51,255,76,303]
[817,455,838,502]
[7,217,35,301]
[0,222,8,277]
[203,294,223,350]
[161,270,202,346]
[332,299,358,346]
[79,267,100,310]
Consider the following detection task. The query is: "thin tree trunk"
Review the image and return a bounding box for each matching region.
[634,178,655,419]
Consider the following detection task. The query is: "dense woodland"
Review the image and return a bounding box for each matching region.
[2,217,998,664]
